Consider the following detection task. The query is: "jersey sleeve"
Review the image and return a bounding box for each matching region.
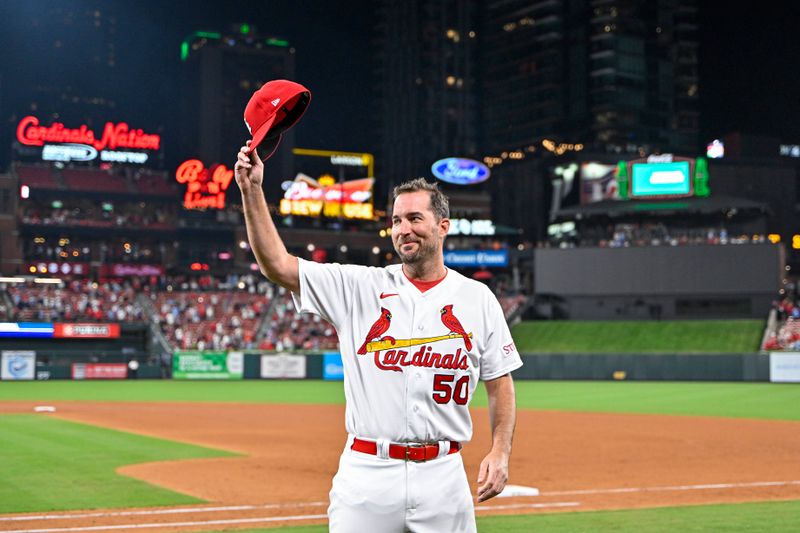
[479,291,523,381]
[291,258,363,329]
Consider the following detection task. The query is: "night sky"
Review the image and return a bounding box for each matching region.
[1,0,798,168]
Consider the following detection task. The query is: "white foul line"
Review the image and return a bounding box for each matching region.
[476,502,579,511]
[1,514,329,533]
[2,503,582,533]
[0,503,328,522]
[4,480,800,532]
[543,480,800,497]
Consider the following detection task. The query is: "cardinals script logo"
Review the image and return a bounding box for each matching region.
[358,304,473,372]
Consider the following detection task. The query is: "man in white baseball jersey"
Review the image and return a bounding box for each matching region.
[236,141,522,532]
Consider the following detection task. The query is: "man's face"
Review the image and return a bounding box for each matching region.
[391,190,449,265]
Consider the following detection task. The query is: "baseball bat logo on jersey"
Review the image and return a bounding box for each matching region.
[358,304,473,372]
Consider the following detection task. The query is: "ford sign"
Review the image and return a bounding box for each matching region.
[431,158,490,185]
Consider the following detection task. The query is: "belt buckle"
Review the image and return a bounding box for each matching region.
[405,443,429,462]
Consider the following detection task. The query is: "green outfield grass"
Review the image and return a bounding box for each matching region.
[0,414,236,513]
[2,380,799,420]
[197,499,800,532]
[511,319,765,353]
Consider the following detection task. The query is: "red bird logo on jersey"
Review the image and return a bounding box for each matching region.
[441,304,472,351]
[357,307,394,355]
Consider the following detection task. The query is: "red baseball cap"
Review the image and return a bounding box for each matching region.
[244,79,311,159]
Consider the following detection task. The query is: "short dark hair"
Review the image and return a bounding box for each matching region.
[392,178,450,221]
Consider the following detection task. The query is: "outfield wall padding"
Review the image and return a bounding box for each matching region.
[512,353,770,381]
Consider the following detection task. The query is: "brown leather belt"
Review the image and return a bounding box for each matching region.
[351,437,461,462]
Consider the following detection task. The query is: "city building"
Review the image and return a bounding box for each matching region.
[180,24,296,179]
[374,0,481,184]
[481,0,699,156]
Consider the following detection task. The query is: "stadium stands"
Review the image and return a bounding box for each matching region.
[20,198,177,230]
[3,279,145,322]
[0,268,528,352]
[62,167,130,193]
[151,275,272,351]
[15,164,61,190]
[499,294,527,320]
[547,222,766,249]
[134,170,178,196]
[259,288,338,351]
[762,296,800,351]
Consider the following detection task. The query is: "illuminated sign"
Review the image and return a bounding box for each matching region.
[175,159,234,210]
[0,323,54,338]
[617,155,708,199]
[431,158,490,185]
[279,174,374,220]
[72,363,127,380]
[631,161,692,197]
[16,115,160,165]
[54,323,120,339]
[580,162,619,204]
[293,148,375,177]
[99,264,165,277]
[330,155,368,167]
[444,250,508,268]
[779,144,800,158]
[448,219,496,236]
[707,139,724,159]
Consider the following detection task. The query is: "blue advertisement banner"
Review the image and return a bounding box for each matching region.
[0,322,54,338]
[323,352,344,381]
[444,250,508,268]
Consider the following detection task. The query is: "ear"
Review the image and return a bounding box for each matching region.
[439,217,450,237]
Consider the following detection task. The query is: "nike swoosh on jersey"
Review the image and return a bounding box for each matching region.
[379,292,399,299]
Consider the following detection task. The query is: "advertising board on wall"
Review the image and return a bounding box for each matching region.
[260,353,307,379]
[444,250,508,268]
[323,352,344,381]
[1,350,36,380]
[0,322,54,338]
[770,352,800,383]
[71,363,127,380]
[172,351,244,380]
[54,323,120,339]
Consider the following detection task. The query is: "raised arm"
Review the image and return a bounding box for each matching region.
[476,373,517,502]
[234,141,299,293]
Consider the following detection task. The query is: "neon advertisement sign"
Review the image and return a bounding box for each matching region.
[279,174,374,220]
[15,115,160,164]
[175,159,234,210]
[16,115,160,151]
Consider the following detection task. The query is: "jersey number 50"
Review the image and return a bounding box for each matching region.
[432,374,469,405]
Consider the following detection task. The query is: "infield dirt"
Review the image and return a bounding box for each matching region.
[1,401,800,531]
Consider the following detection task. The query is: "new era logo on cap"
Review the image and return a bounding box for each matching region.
[243,79,311,160]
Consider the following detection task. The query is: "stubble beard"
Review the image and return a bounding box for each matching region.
[394,238,438,266]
